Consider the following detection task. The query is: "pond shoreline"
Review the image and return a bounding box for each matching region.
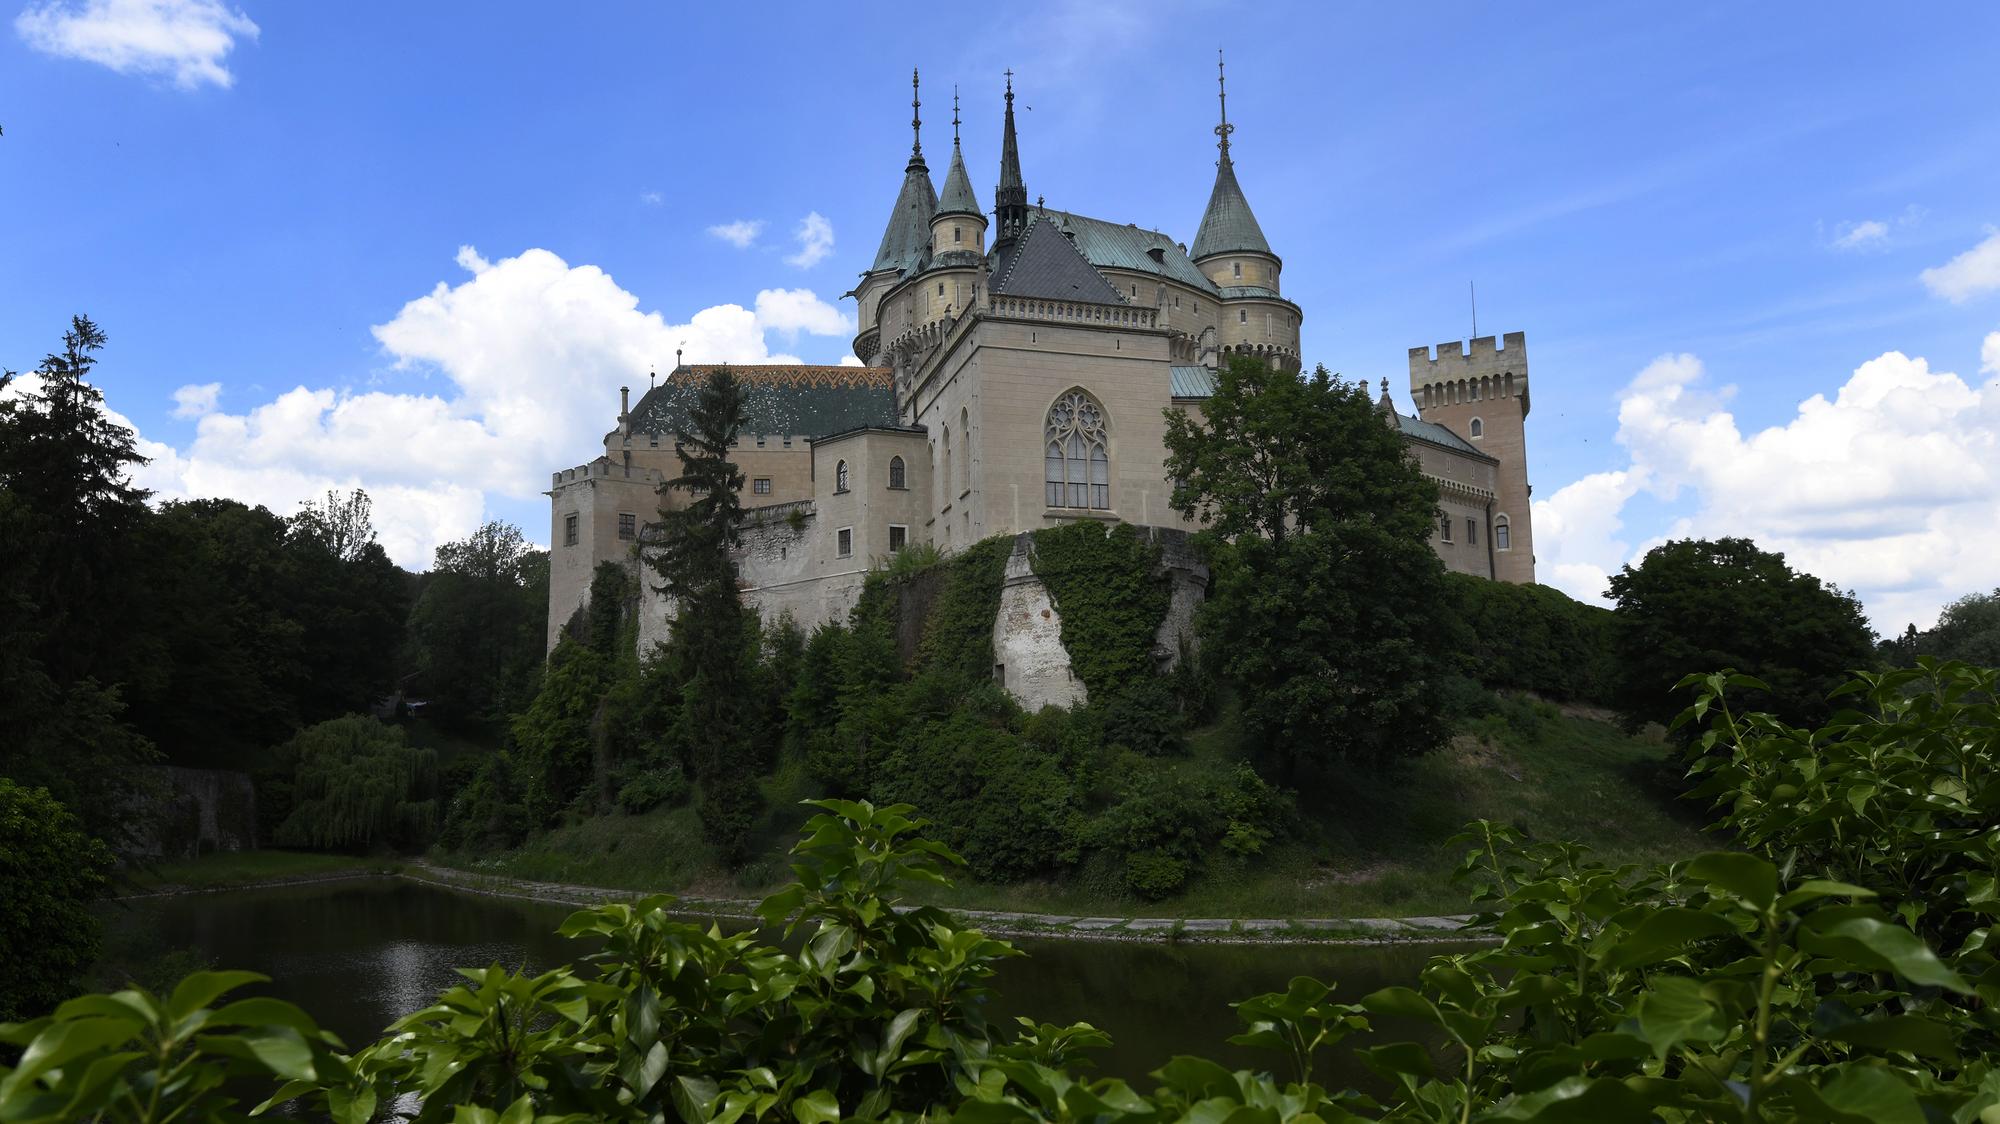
[118,861,1487,947]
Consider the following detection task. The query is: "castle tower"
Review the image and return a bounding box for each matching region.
[852,69,938,365]
[1191,54,1299,371]
[931,88,987,265]
[992,70,1028,249]
[1410,332,1536,584]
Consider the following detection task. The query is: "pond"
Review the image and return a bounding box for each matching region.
[99,877,1467,1088]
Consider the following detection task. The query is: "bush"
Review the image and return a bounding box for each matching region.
[872,712,1080,882]
[437,751,532,853]
[615,761,689,813]
[272,715,439,851]
[0,779,113,1020]
[1444,571,1617,703]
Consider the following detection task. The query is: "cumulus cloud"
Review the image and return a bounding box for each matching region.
[15,0,257,89]
[1830,219,1888,250]
[1535,339,2000,631]
[786,212,834,268]
[170,381,219,418]
[640,191,663,206]
[707,219,763,248]
[108,246,854,567]
[1985,330,2000,376]
[1921,231,2000,303]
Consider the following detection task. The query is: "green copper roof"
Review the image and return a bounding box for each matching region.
[1191,157,1272,260]
[870,160,937,275]
[1038,208,1218,294]
[992,213,1129,305]
[1169,365,1218,398]
[936,143,981,218]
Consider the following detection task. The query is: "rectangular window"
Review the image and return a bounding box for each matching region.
[953,225,962,243]
[782,436,792,448]
[1497,522,1512,550]
[753,477,772,495]
[756,435,766,447]
[837,528,853,558]
[1232,261,1242,278]
[1238,309,1248,324]
[1466,518,1478,546]
[889,525,907,552]
[617,513,636,541]
[1438,513,1452,543]
[564,513,579,547]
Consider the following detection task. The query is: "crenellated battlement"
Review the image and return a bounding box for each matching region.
[1409,331,1527,371]
[1408,330,1529,409]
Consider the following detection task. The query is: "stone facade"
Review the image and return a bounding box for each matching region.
[547,70,1540,707]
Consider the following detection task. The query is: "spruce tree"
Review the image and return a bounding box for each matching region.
[646,369,761,858]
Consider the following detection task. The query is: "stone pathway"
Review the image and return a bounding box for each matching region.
[402,863,1483,946]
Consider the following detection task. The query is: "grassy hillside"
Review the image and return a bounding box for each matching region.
[436,693,1708,919]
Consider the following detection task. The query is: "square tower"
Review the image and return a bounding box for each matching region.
[1408,333,1535,584]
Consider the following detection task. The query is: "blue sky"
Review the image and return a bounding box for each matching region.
[3,1,1998,630]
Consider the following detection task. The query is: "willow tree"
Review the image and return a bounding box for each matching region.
[272,715,438,850]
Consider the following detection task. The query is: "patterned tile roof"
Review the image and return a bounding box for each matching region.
[991,213,1130,305]
[1169,365,1218,398]
[627,365,899,439]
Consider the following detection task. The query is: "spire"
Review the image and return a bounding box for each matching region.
[994,69,1028,246]
[1191,51,1273,261]
[870,69,938,274]
[936,86,981,218]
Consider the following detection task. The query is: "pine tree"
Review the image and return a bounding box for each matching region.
[645,369,761,858]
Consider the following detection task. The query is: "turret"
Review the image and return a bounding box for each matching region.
[1409,332,1536,584]
[931,88,987,265]
[993,70,1028,249]
[1193,53,1297,371]
[852,69,938,363]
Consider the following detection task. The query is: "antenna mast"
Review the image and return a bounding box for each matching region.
[1469,281,1478,339]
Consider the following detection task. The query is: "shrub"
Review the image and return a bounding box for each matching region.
[272,715,439,851]
[0,779,112,1020]
[1444,570,1617,703]
[615,761,689,813]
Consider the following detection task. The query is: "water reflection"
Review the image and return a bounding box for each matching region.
[100,879,1465,1088]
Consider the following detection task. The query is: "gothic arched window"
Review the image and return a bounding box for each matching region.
[834,460,849,493]
[1469,418,1484,438]
[1044,389,1110,510]
[888,455,906,490]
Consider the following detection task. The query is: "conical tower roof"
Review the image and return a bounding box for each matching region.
[870,70,938,274]
[937,92,982,218]
[1190,54,1273,261]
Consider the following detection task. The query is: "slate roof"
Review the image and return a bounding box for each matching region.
[1216,285,1292,303]
[869,160,937,275]
[627,366,898,440]
[1394,412,1495,461]
[1191,157,1273,260]
[1037,208,1218,294]
[936,144,981,218]
[1169,365,1218,398]
[991,214,1130,305]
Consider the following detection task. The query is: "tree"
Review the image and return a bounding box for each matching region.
[646,367,762,858]
[271,715,439,851]
[0,777,114,1020]
[1916,588,2000,667]
[1606,537,1876,733]
[284,490,409,721]
[405,521,548,730]
[290,488,378,562]
[1163,359,1454,776]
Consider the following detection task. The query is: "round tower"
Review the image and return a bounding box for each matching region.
[1190,54,1300,371]
[930,88,987,265]
[851,69,938,365]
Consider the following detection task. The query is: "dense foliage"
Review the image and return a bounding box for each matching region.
[404,520,550,730]
[1608,537,1876,734]
[14,677,2000,1123]
[1443,571,1617,704]
[1891,587,2000,667]
[1165,359,1455,775]
[0,778,113,1022]
[1029,521,1168,705]
[270,716,440,851]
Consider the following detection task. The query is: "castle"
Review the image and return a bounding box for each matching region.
[548,66,1538,701]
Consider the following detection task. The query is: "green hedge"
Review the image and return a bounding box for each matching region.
[1444,571,1617,704]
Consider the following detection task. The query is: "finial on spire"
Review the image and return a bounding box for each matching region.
[952,85,961,147]
[1215,49,1234,162]
[911,68,923,159]
[1005,68,1014,100]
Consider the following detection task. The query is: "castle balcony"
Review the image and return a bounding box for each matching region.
[990,296,1157,330]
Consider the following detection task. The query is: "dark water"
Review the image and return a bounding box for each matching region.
[98,878,1460,1086]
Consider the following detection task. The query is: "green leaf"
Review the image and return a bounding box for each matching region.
[6,1015,144,1088]
[674,1075,719,1124]
[208,997,324,1037]
[1821,1014,1958,1060]
[1599,908,1736,969]
[1777,880,1876,911]
[1484,1075,1655,1122]
[789,1088,841,1124]
[1687,852,1778,909]
[1153,1056,1237,1098]
[1360,986,1442,1026]
[1630,977,1726,1062]
[1798,907,1971,994]
[167,969,269,1020]
[1357,1041,1434,1081]
[1792,1064,1925,1124]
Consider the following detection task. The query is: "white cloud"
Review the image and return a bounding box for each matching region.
[838,354,864,367]
[1920,231,2000,303]
[785,212,834,268]
[707,220,763,249]
[640,191,663,206]
[1535,337,2000,632]
[170,381,219,418]
[1984,330,2000,376]
[15,0,257,89]
[1830,219,1888,250]
[83,246,849,567]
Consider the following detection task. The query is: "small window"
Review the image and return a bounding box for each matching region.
[1469,418,1484,438]
[1238,309,1248,324]
[756,435,766,447]
[617,513,636,541]
[953,225,962,244]
[994,663,1006,687]
[1466,518,1478,546]
[1438,513,1452,543]
[1232,261,1242,278]
[1174,296,1181,308]
[1496,516,1512,551]
[834,460,849,493]
[889,525,908,552]
[782,436,792,448]
[564,513,579,547]
[888,456,906,489]
[937,282,945,296]
[837,528,853,557]
[753,477,772,495]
